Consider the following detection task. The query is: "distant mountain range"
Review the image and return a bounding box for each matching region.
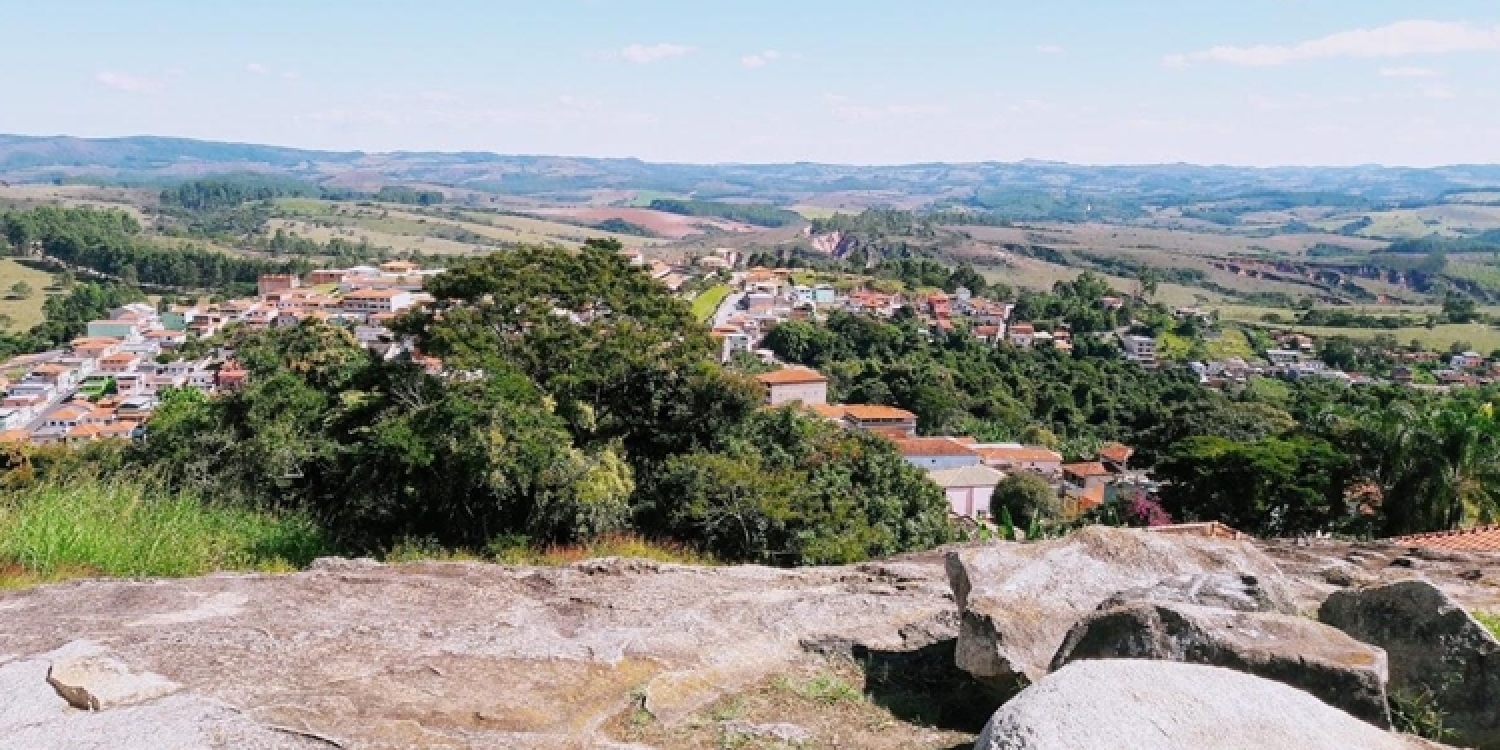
[3,134,1500,207]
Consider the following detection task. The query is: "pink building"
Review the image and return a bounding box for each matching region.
[929,464,1005,519]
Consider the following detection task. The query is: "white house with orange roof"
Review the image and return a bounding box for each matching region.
[341,289,414,319]
[97,352,140,374]
[754,366,828,406]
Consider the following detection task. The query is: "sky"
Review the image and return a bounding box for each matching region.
[1,1,1498,166]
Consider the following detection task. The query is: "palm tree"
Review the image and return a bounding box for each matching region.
[1352,399,1500,536]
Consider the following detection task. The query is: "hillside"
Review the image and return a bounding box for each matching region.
[6,134,1500,207]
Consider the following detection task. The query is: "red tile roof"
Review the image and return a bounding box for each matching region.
[892,437,978,457]
[1099,442,1133,464]
[979,446,1063,464]
[841,404,917,421]
[1387,526,1500,553]
[755,367,828,386]
[1062,462,1113,478]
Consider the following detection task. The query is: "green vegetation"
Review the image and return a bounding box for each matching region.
[0,475,323,587]
[0,281,145,360]
[647,199,801,228]
[690,283,731,322]
[374,186,444,206]
[160,174,325,211]
[1472,610,1500,641]
[3,206,308,290]
[0,258,57,331]
[111,240,953,566]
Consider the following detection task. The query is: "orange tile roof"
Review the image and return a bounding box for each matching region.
[892,437,978,457]
[1099,442,1133,464]
[840,404,917,421]
[804,403,849,420]
[1062,461,1113,478]
[1010,323,1035,334]
[979,446,1063,464]
[100,353,138,363]
[1387,526,1500,552]
[343,288,404,300]
[755,367,828,386]
[0,429,29,444]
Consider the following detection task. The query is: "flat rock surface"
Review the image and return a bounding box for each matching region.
[0,557,954,749]
[976,659,1447,750]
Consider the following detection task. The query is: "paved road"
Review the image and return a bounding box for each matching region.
[712,291,745,328]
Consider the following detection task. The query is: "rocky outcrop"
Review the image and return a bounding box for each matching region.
[975,660,1445,750]
[0,557,958,749]
[1096,571,1295,613]
[1321,579,1500,748]
[946,527,1292,689]
[1051,601,1391,725]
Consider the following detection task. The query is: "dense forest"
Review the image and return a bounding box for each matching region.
[647,199,802,228]
[2,206,310,289]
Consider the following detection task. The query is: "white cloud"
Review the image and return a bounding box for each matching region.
[281,71,301,81]
[741,50,783,69]
[246,62,270,75]
[1379,66,1439,77]
[617,43,692,64]
[1422,84,1458,100]
[95,71,164,93]
[1035,44,1066,54]
[1167,20,1500,67]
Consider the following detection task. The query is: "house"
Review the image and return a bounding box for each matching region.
[1121,335,1157,367]
[145,329,187,348]
[1007,323,1035,348]
[86,319,140,340]
[892,437,981,470]
[1266,348,1304,366]
[217,362,250,390]
[1392,366,1415,385]
[710,327,752,363]
[1062,462,1115,490]
[306,269,348,285]
[1451,351,1485,370]
[975,443,1063,475]
[755,367,828,406]
[380,260,419,274]
[97,352,140,374]
[1098,442,1134,470]
[70,337,120,360]
[258,274,300,296]
[930,464,1006,519]
[340,289,414,317]
[839,404,918,437]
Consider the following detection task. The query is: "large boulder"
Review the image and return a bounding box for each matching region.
[1097,571,1295,613]
[1051,601,1390,726]
[975,659,1447,750]
[1321,579,1500,748]
[946,526,1293,689]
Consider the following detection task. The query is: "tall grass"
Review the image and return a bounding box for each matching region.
[0,476,325,587]
[383,532,713,566]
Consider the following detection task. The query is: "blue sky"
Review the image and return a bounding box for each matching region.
[1,1,1497,166]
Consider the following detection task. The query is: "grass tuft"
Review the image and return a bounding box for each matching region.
[487,533,712,567]
[1473,610,1500,641]
[0,476,324,587]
